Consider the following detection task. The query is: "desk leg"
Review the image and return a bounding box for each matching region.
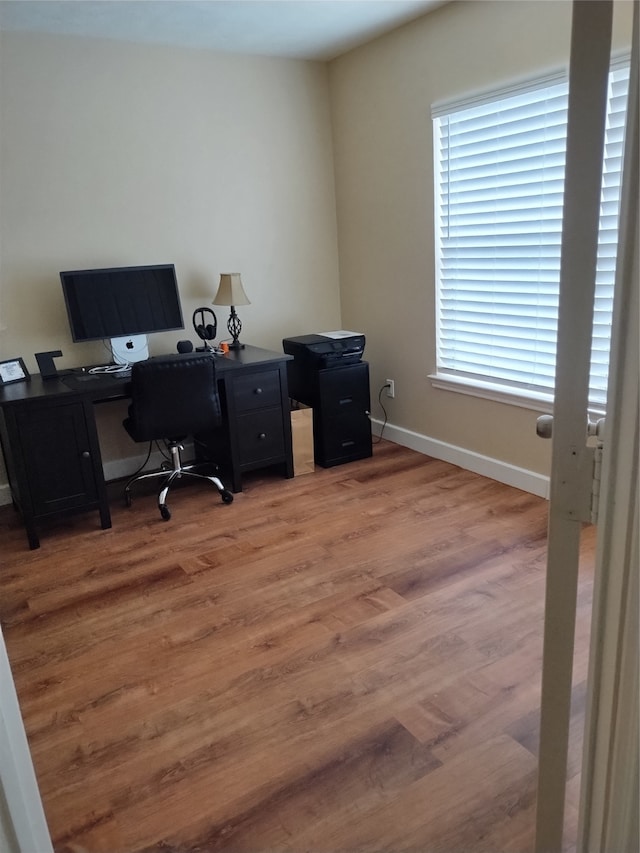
[25,523,40,550]
[229,470,242,493]
[99,504,112,530]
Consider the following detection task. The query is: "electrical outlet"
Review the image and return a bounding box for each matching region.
[386,379,395,398]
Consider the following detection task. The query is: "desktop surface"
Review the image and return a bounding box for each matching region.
[0,346,292,403]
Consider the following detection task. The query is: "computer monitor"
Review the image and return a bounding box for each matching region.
[60,264,184,364]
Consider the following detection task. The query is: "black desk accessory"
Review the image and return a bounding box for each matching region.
[0,357,30,385]
[35,350,73,379]
[192,307,217,351]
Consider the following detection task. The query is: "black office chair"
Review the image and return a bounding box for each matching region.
[123,353,233,520]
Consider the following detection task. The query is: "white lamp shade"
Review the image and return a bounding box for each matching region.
[212,273,250,306]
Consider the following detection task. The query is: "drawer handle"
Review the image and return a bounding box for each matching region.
[258,432,267,440]
[341,440,355,448]
[81,451,91,459]
[339,397,353,405]
[254,387,263,395]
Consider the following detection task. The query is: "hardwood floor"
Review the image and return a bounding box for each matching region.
[0,440,595,852]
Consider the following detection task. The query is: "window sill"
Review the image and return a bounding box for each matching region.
[429,374,608,419]
[429,373,554,414]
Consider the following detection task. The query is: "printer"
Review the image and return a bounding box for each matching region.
[282,331,365,368]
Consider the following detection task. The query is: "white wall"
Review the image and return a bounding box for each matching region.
[329,0,633,479]
[0,31,342,491]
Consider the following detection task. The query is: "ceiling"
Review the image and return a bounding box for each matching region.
[0,0,445,61]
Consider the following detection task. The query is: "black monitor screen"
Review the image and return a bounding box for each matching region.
[60,264,184,342]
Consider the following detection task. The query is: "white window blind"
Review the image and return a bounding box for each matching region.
[433,63,630,410]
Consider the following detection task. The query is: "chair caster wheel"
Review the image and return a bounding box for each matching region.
[125,492,132,508]
[160,505,171,521]
[221,490,234,504]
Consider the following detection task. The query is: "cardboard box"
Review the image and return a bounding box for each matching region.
[291,406,314,476]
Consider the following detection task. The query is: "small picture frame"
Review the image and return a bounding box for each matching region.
[0,358,30,386]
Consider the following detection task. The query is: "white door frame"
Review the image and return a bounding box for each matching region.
[535,1,638,851]
[534,2,615,849]
[577,4,639,848]
[0,626,53,852]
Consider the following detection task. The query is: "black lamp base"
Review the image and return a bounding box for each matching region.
[226,306,245,351]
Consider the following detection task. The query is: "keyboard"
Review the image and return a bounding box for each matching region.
[62,369,131,391]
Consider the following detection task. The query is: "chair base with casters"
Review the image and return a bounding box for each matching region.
[124,439,233,520]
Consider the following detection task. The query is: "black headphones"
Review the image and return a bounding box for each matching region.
[192,307,217,342]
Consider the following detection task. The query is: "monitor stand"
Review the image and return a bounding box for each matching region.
[111,335,149,365]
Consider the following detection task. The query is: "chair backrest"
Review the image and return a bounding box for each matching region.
[127,353,221,442]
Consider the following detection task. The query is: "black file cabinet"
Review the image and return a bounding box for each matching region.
[288,360,372,468]
[195,359,294,492]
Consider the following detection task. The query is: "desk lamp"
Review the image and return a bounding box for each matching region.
[212,273,250,350]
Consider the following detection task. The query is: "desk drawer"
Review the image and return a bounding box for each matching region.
[232,370,281,413]
[237,407,285,465]
[314,411,372,468]
[318,363,370,417]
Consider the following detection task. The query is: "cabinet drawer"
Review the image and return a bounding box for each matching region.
[317,364,370,417]
[314,412,372,467]
[237,407,285,466]
[232,370,282,413]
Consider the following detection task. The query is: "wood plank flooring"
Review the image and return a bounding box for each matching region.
[0,440,595,852]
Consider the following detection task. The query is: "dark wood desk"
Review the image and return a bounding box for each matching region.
[0,346,293,549]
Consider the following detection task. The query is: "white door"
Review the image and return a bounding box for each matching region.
[535,2,638,851]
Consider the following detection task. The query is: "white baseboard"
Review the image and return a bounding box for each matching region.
[102,448,169,484]
[371,418,550,499]
[0,448,173,507]
[0,433,550,508]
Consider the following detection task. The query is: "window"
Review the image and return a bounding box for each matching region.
[432,62,630,412]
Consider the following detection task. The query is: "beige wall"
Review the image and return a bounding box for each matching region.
[0,31,341,479]
[0,2,634,497]
[329,0,633,477]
